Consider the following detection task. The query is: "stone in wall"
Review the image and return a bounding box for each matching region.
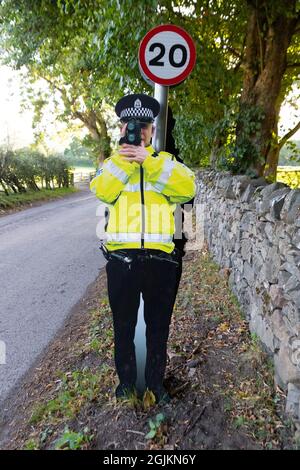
[241,239,252,263]
[274,344,300,389]
[269,284,286,310]
[249,314,274,353]
[282,302,300,331]
[264,245,281,283]
[281,190,300,224]
[286,383,300,420]
[292,229,300,249]
[258,186,290,218]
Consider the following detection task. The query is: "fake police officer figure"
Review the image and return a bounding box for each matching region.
[90,93,196,404]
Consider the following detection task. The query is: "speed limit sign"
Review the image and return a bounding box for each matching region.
[139,24,196,86]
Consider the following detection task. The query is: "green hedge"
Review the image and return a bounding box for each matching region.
[0,147,73,195]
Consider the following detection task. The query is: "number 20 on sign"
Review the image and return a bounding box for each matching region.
[139,24,196,86]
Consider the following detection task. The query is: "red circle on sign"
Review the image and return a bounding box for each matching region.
[139,24,196,86]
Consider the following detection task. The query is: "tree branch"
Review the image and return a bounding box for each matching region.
[279,120,300,150]
[41,75,66,99]
[286,62,300,68]
[226,46,242,59]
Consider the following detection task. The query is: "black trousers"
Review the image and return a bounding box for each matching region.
[105,249,182,390]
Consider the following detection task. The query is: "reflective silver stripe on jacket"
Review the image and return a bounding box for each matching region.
[152,159,176,192]
[123,182,161,193]
[105,160,129,184]
[106,233,173,243]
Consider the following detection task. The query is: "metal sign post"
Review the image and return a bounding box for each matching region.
[153,84,169,152]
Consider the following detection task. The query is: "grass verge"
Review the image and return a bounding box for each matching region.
[0,187,79,213]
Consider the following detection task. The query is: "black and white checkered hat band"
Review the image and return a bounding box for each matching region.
[120,107,154,120]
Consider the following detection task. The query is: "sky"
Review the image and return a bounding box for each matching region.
[0,66,34,149]
[0,65,299,151]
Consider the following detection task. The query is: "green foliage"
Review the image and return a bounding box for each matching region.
[0,146,73,194]
[0,0,246,168]
[145,413,165,440]
[233,415,249,429]
[0,187,77,210]
[277,166,300,189]
[0,0,299,171]
[24,439,40,450]
[64,137,95,167]
[54,426,93,450]
[172,109,213,166]
[81,133,111,164]
[217,104,266,175]
[89,304,114,357]
[29,367,102,425]
[279,140,300,165]
[0,0,113,158]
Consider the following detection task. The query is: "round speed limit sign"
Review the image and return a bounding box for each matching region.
[139,25,196,86]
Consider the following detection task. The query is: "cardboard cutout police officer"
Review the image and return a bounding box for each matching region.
[90,93,196,404]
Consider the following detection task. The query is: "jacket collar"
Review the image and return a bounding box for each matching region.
[145,144,157,156]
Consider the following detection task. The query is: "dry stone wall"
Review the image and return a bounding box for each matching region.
[195,170,300,420]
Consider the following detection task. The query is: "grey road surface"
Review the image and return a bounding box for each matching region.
[0,186,105,404]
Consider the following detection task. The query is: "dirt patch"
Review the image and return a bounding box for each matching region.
[0,246,297,450]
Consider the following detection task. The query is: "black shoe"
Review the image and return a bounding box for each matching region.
[149,386,171,405]
[115,383,136,400]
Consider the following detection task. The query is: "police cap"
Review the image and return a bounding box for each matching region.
[115,93,160,123]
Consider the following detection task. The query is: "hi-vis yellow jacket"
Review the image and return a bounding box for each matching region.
[90,145,196,254]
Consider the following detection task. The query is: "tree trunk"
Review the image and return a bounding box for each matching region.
[27,179,40,191]
[73,108,111,164]
[236,0,298,179]
[210,134,226,169]
[0,178,9,196]
[7,174,26,193]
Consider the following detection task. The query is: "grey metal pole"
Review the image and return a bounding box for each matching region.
[153,84,169,152]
